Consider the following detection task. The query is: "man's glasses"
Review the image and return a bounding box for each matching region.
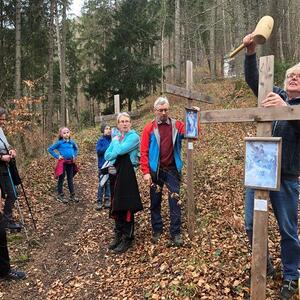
[156,108,169,113]
[0,118,6,121]
[287,73,300,79]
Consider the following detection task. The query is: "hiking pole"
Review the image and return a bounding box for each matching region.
[19,181,37,230]
[7,163,37,230]
[15,198,29,242]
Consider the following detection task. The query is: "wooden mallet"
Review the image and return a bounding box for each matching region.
[229,16,274,58]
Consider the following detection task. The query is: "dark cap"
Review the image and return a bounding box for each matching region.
[101,123,109,133]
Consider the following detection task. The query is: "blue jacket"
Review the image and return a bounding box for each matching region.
[104,130,140,166]
[96,135,111,168]
[245,54,300,176]
[48,139,78,160]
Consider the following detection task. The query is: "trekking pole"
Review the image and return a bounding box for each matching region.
[19,181,37,230]
[7,164,37,230]
[15,199,29,242]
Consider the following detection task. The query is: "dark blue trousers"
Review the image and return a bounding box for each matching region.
[57,163,75,195]
[150,168,181,238]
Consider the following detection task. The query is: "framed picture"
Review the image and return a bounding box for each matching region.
[244,137,282,191]
[185,108,199,139]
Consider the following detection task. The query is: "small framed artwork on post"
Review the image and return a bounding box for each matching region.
[244,137,282,191]
[185,108,199,139]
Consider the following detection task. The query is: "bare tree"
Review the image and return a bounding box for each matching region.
[56,0,67,126]
[15,0,21,99]
[46,0,56,136]
[174,0,181,84]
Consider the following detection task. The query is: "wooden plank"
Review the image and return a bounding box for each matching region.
[250,55,274,300]
[200,105,300,123]
[186,61,196,239]
[114,94,120,114]
[94,110,141,123]
[165,83,213,103]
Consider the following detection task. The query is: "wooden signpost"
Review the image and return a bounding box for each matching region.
[114,94,120,114]
[165,60,213,238]
[200,55,300,299]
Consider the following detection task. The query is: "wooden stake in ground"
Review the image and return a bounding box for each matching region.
[200,55,300,300]
[114,94,120,114]
[165,60,213,238]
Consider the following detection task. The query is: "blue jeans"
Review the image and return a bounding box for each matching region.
[245,177,300,280]
[97,175,110,205]
[57,163,75,195]
[150,168,181,238]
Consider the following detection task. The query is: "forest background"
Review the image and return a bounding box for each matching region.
[1,0,300,163]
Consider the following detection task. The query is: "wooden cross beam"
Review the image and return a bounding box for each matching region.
[165,83,214,103]
[200,55,300,300]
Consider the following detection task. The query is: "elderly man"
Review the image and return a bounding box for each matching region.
[140,96,185,246]
[243,34,300,299]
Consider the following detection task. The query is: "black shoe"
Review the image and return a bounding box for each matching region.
[70,194,79,203]
[108,233,122,250]
[112,239,133,254]
[6,222,22,231]
[280,280,298,300]
[104,202,111,209]
[104,198,110,208]
[4,269,26,280]
[171,234,183,247]
[151,232,162,244]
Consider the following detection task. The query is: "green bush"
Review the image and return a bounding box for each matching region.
[274,60,294,87]
[79,110,92,127]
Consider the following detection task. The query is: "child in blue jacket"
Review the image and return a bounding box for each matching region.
[48,127,78,203]
[96,124,111,210]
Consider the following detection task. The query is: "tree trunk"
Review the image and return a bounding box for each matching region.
[209,1,216,79]
[174,0,181,84]
[46,0,56,137]
[160,0,166,93]
[56,0,67,127]
[15,0,21,100]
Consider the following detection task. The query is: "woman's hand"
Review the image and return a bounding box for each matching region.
[1,154,12,162]
[58,155,64,160]
[143,173,152,186]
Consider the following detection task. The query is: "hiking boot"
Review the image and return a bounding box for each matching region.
[171,234,183,247]
[279,280,298,300]
[104,199,111,209]
[56,194,67,203]
[108,233,122,250]
[70,194,79,203]
[6,222,22,231]
[4,269,26,280]
[112,239,133,254]
[151,231,162,244]
[95,203,103,211]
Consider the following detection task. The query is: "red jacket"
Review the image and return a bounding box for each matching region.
[140,118,185,175]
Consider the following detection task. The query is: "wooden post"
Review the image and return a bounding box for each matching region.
[114,94,120,114]
[250,55,274,300]
[186,60,196,238]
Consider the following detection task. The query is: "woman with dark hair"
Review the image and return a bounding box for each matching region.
[104,112,143,254]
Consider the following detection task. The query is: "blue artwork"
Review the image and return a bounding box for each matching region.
[245,139,281,190]
[185,109,198,139]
